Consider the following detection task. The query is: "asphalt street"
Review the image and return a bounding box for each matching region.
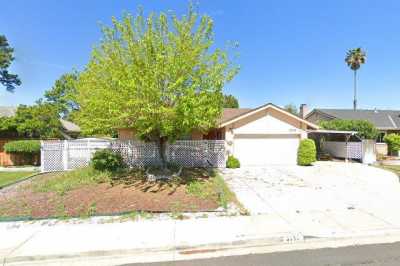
[121,241,400,266]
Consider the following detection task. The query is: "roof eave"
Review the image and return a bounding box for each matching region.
[218,103,319,129]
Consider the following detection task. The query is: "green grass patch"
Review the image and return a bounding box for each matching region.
[184,169,234,209]
[376,165,400,178]
[0,171,38,188]
[33,167,111,195]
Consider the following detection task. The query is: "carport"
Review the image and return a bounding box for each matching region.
[308,129,360,162]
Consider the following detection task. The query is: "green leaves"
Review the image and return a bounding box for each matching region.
[223,94,239,108]
[4,140,41,154]
[0,104,62,139]
[345,47,366,71]
[297,139,317,166]
[44,72,79,119]
[75,6,238,142]
[0,35,21,92]
[319,119,379,140]
[384,134,400,153]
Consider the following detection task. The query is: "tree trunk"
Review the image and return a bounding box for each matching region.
[158,137,168,168]
[353,70,357,110]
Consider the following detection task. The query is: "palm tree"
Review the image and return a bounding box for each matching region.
[345,48,366,110]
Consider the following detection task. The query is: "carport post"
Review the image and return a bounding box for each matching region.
[345,134,350,163]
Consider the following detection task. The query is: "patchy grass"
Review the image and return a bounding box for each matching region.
[0,166,237,220]
[0,171,38,188]
[376,165,400,179]
[185,170,234,209]
[33,167,111,195]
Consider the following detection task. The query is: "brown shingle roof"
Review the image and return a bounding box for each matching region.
[219,108,252,124]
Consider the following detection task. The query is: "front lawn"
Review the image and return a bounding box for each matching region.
[0,171,38,188]
[0,167,236,220]
[376,165,400,179]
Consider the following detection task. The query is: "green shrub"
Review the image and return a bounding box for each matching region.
[91,149,125,172]
[4,140,41,154]
[319,119,379,140]
[226,155,240,168]
[297,139,317,166]
[384,134,400,155]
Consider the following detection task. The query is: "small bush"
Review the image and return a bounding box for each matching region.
[4,140,40,154]
[91,149,125,172]
[297,139,317,166]
[384,134,400,155]
[226,155,240,168]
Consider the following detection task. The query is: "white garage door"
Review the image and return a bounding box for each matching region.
[233,134,300,166]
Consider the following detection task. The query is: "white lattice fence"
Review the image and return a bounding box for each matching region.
[112,140,226,168]
[41,139,226,172]
[41,139,111,172]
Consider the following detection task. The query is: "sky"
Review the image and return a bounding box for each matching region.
[1,0,400,110]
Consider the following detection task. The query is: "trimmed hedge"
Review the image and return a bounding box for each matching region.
[4,140,41,154]
[91,149,125,172]
[384,133,400,155]
[297,139,316,166]
[226,155,240,168]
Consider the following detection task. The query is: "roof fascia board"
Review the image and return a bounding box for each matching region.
[219,104,319,129]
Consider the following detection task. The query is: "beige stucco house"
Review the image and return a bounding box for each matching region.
[118,103,319,166]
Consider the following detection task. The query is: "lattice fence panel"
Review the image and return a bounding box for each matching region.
[347,142,362,159]
[168,141,207,167]
[67,140,111,169]
[42,139,226,172]
[111,141,160,167]
[41,140,64,172]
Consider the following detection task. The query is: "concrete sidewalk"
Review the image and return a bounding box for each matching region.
[3,207,400,266]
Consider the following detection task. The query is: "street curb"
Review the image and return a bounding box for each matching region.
[4,229,400,265]
[2,234,295,264]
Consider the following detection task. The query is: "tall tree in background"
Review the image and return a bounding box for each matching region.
[0,103,61,138]
[223,94,239,108]
[284,103,298,116]
[75,6,238,166]
[345,47,366,110]
[44,72,79,119]
[0,35,21,92]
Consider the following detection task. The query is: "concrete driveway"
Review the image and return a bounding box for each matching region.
[222,162,400,215]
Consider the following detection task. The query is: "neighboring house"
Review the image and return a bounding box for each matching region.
[305,106,400,155]
[118,103,319,166]
[305,107,400,139]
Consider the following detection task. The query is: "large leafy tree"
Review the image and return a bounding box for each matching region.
[223,94,239,108]
[44,72,79,119]
[345,47,366,110]
[0,35,21,92]
[0,103,61,139]
[75,7,238,165]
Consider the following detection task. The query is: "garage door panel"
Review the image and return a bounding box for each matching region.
[234,134,299,166]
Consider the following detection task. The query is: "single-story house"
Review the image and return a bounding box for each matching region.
[304,106,400,155]
[118,103,319,166]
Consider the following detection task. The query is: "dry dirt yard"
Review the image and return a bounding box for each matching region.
[0,167,235,220]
